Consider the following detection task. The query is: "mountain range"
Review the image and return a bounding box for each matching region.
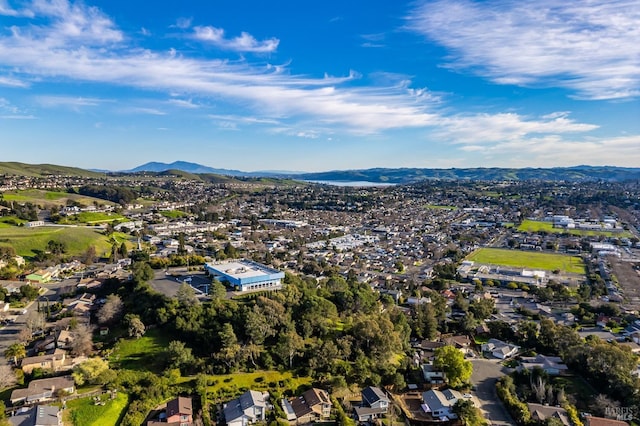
[2,161,640,183]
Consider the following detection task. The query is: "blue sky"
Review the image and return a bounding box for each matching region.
[0,0,639,172]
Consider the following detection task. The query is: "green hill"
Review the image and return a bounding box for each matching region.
[0,162,103,178]
[0,225,129,258]
[1,189,117,208]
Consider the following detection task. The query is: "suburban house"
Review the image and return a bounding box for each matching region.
[481,338,519,359]
[287,388,332,424]
[421,389,463,420]
[421,363,446,384]
[441,335,473,356]
[584,416,630,426]
[10,376,75,405]
[223,390,267,426]
[527,403,570,426]
[519,354,568,375]
[20,350,69,374]
[147,396,193,426]
[354,386,389,422]
[9,405,62,426]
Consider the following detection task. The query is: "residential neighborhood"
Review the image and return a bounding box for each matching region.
[0,168,639,426]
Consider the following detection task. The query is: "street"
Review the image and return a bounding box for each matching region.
[471,359,516,426]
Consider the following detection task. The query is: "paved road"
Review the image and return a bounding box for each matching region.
[471,359,516,426]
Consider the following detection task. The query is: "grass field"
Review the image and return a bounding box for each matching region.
[0,225,129,258]
[159,210,188,219]
[518,219,633,238]
[466,248,585,274]
[59,212,125,224]
[1,189,114,208]
[207,370,312,395]
[66,392,129,426]
[109,328,171,373]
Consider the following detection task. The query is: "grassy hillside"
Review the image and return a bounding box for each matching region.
[0,162,103,177]
[0,226,130,258]
[1,189,116,208]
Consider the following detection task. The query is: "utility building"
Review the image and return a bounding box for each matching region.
[205,259,284,292]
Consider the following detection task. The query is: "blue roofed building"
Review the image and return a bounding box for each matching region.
[205,260,284,293]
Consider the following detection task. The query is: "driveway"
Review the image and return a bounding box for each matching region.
[471,359,516,426]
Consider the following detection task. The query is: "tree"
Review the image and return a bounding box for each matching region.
[119,242,128,259]
[24,309,45,332]
[4,343,25,364]
[0,364,17,390]
[47,240,66,256]
[19,285,39,301]
[70,324,93,356]
[453,399,486,426]
[176,282,199,307]
[72,358,115,386]
[215,323,241,372]
[165,340,195,372]
[209,279,226,300]
[434,345,472,387]
[276,329,304,368]
[125,314,145,339]
[82,246,96,265]
[97,294,124,325]
[132,261,154,283]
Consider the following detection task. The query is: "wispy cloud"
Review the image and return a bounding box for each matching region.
[0,76,29,87]
[37,95,108,108]
[192,26,279,53]
[436,112,599,145]
[173,17,192,29]
[360,33,386,48]
[407,0,640,100]
[0,0,618,151]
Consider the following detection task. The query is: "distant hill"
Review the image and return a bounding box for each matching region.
[296,166,640,184]
[0,162,104,178]
[2,161,640,183]
[124,161,250,176]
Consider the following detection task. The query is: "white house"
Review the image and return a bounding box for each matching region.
[481,338,520,359]
[223,390,267,426]
[421,389,463,420]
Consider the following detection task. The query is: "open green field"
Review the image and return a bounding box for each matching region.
[207,370,312,395]
[109,328,171,373]
[59,212,125,224]
[0,226,129,258]
[466,248,585,274]
[66,392,129,426]
[518,219,633,238]
[159,210,188,219]
[1,189,114,208]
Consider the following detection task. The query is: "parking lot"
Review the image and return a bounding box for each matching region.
[149,268,212,299]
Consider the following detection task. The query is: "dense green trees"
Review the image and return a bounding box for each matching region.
[434,345,472,388]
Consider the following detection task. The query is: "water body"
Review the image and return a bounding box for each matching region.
[305,180,396,187]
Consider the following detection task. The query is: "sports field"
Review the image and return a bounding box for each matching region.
[466,248,585,274]
[518,219,633,238]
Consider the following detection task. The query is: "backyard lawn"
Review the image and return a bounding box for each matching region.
[207,371,312,396]
[65,392,129,426]
[109,328,171,373]
[466,248,585,274]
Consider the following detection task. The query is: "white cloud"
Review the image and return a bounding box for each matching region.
[0,76,29,87]
[463,134,640,168]
[120,107,166,115]
[436,112,599,145]
[407,0,640,99]
[173,17,192,30]
[193,25,279,53]
[37,95,107,107]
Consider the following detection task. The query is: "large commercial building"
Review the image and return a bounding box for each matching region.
[205,260,285,292]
